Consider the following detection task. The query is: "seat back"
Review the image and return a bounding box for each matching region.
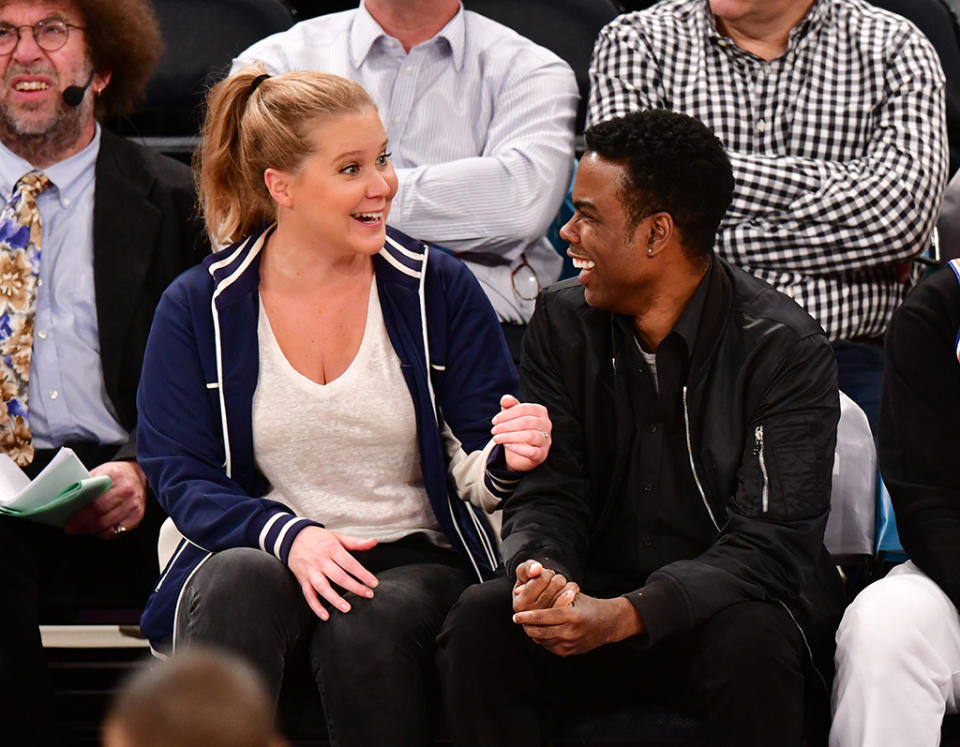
[463,0,620,134]
[824,391,877,558]
[109,0,295,154]
[283,0,354,18]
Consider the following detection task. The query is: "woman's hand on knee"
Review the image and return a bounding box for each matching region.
[490,394,552,472]
[287,527,379,621]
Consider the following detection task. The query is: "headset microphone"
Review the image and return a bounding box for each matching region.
[62,70,95,107]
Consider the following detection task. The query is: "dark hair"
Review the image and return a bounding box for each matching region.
[583,110,734,264]
[69,0,163,117]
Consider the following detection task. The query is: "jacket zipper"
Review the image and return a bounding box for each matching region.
[682,387,719,532]
[780,600,829,697]
[753,425,769,513]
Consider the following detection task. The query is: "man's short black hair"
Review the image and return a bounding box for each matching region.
[583,110,734,264]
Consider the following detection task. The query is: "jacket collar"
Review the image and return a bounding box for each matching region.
[204,223,428,307]
[687,254,733,387]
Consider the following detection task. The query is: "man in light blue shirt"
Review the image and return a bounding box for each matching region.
[232,0,578,347]
[0,125,131,460]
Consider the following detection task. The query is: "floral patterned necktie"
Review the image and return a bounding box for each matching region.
[0,171,50,466]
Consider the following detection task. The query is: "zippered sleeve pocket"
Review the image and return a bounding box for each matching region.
[735,417,829,520]
[753,425,770,513]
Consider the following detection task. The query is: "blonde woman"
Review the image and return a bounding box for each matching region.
[135,67,551,746]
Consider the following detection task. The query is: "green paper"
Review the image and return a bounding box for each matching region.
[0,474,111,526]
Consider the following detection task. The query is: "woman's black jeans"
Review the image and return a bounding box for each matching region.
[176,535,472,747]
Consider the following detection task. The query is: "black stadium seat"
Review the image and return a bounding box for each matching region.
[109,0,296,158]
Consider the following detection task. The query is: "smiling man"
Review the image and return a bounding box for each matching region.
[438,110,846,747]
[0,1,203,743]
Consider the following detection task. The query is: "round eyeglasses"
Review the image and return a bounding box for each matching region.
[0,19,86,55]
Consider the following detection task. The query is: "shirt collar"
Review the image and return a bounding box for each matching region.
[670,256,713,359]
[349,0,465,71]
[700,0,828,55]
[788,0,828,45]
[0,122,101,208]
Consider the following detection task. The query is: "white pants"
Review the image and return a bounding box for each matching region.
[830,561,960,747]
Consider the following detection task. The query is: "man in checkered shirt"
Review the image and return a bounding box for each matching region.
[589,0,949,432]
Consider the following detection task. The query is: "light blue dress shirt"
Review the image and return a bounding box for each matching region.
[233,1,578,323]
[0,125,128,449]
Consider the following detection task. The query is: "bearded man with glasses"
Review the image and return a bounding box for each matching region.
[0,2,205,744]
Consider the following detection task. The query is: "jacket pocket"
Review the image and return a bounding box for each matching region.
[753,425,770,513]
[735,418,828,521]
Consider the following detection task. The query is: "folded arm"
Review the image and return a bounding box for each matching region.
[588,23,948,274]
[389,55,577,262]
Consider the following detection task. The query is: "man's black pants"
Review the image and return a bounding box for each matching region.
[0,443,162,746]
[437,575,816,747]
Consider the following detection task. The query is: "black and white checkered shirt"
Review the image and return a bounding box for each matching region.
[588,0,948,341]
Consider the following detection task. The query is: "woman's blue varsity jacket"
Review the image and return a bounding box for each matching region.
[136,225,517,651]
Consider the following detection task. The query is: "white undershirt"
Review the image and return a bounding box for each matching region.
[252,279,445,545]
[636,338,659,395]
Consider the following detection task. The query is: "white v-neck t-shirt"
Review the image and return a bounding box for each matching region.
[252,279,444,545]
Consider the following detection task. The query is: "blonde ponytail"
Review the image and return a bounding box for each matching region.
[195,64,377,246]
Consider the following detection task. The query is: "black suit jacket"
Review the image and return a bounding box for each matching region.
[90,130,205,462]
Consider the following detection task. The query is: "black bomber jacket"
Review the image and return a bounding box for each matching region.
[502,256,846,674]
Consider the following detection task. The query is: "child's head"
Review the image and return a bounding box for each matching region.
[102,648,285,747]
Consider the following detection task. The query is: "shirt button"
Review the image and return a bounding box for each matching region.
[648,424,658,433]
[404,67,413,75]
[37,329,47,339]
[642,482,653,492]
[643,538,654,547]
[757,120,766,133]
[62,197,70,206]
[49,389,58,400]
[37,279,43,287]
[763,63,772,74]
